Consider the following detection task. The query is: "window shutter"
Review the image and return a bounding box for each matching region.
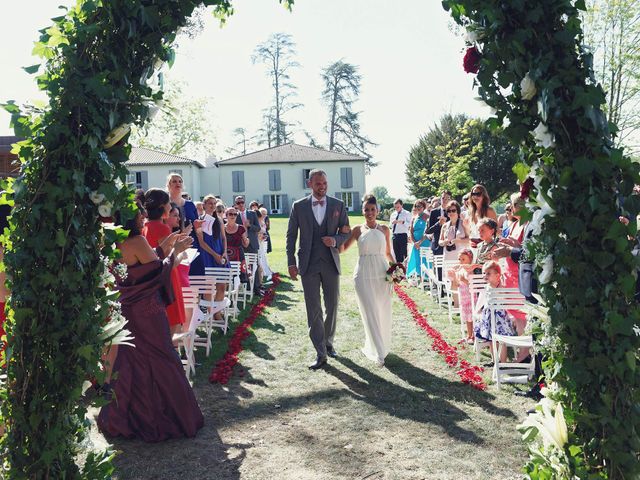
[263,194,270,211]
[232,171,238,192]
[353,191,360,211]
[275,170,281,190]
[347,167,353,188]
[140,171,149,190]
[239,171,245,192]
[268,170,274,191]
[340,168,347,188]
[282,194,289,215]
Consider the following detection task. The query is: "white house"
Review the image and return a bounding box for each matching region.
[125,143,368,215]
[215,143,367,214]
[125,147,214,200]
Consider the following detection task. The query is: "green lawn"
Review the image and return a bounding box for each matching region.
[95,216,533,480]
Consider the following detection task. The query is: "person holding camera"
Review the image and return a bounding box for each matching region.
[438,200,469,261]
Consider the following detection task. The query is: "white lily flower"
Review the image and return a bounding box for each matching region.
[98,202,113,218]
[90,191,105,205]
[530,209,546,236]
[520,398,568,450]
[520,73,537,100]
[533,122,555,148]
[539,255,554,284]
[99,315,135,347]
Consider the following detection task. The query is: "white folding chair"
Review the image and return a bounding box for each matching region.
[467,274,488,360]
[244,252,258,302]
[172,287,201,377]
[226,261,243,320]
[486,288,535,388]
[419,247,434,292]
[443,260,460,323]
[188,275,228,355]
[427,255,446,303]
[204,266,235,334]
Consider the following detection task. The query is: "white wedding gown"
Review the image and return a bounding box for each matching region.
[354,225,393,365]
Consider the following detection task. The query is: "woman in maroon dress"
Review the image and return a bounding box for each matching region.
[98,207,204,442]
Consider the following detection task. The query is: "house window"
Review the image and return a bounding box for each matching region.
[340,192,354,212]
[268,169,281,191]
[125,170,148,190]
[340,167,353,189]
[302,168,312,189]
[232,170,245,192]
[269,194,282,214]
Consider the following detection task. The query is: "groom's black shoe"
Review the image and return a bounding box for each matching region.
[308,357,327,370]
[327,347,338,358]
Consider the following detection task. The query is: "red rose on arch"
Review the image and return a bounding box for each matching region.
[520,177,534,199]
[463,47,481,74]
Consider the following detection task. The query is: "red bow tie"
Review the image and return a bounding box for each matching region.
[312,200,325,207]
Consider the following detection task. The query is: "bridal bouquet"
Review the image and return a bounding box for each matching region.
[386,263,406,284]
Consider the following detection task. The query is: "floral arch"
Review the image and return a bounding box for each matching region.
[1,0,638,478]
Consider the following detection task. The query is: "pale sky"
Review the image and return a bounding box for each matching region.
[0,0,491,198]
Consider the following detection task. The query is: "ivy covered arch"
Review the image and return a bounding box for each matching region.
[1,0,638,478]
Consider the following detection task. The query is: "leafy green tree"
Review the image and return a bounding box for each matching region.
[406,114,518,199]
[131,80,216,159]
[321,60,377,171]
[252,33,302,146]
[405,113,468,199]
[583,0,640,151]
[371,186,393,205]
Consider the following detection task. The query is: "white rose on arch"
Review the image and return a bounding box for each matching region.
[539,255,554,284]
[98,202,114,218]
[90,191,105,205]
[533,122,555,149]
[520,73,537,100]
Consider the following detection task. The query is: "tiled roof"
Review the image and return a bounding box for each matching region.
[126,147,206,168]
[217,143,367,165]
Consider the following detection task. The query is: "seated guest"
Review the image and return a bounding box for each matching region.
[98,207,204,441]
[143,189,187,336]
[475,218,499,265]
[473,261,516,363]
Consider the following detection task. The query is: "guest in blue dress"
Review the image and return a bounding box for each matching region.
[406,199,431,278]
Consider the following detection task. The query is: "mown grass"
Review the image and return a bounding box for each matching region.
[91,216,533,480]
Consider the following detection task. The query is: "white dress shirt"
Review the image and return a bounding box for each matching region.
[311,195,327,225]
[391,208,411,235]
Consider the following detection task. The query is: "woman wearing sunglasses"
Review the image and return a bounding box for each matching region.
[438,200,470,261]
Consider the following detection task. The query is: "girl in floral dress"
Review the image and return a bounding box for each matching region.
[447,248,475,343]
[473,261,515,363]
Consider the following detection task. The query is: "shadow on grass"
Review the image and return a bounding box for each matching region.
[383,354,517,419]
[326,357,483,444]
[110,427,247,480]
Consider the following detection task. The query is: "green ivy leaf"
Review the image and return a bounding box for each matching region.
[513,162,530,182]
[593,251,615,269]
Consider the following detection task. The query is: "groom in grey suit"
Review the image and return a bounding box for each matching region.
[286,169,350,369]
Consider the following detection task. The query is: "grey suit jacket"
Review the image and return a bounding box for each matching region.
[237,210,261,252]
[286,195,350,276]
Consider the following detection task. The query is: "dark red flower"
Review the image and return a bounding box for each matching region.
[520,177,534,199]
[463,47,481,74]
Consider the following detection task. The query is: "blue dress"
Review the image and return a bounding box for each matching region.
[189,215,228,275]
[406,214,430,277]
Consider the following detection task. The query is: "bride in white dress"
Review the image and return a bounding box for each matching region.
[341,195,395,367]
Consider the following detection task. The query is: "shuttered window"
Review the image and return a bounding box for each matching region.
[340,167,353,189]
[232,171,245,192]
[268,169,281,191]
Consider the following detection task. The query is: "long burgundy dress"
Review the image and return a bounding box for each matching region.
[98,252,204,442]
